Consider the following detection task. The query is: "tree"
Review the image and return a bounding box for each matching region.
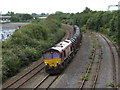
[31,13,37,16]
[118,11,120,47]
[20,14,33,20]
[82,7,92,13]
[5,11,14,16]
[41,13,46,16]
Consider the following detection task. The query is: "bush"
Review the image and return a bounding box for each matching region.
[71,9,119,50]
[106,82,115,87]
[2,52,20,81]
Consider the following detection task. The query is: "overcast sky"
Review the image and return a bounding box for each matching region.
[0,0,119,14]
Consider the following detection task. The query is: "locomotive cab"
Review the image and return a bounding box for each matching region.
[43,49,64,74]
[43,49,62,67]
[42,40,73,74]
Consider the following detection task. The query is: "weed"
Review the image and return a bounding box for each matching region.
[94,61,99,64]
[106,82,115,87]
[91,49,95,54]
[80,75,88,81]
[88,66,92,70]
[97,45,101,49]
[88,55,93,59]
[117,84,120,87]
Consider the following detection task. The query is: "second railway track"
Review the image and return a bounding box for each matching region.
[79,33,103,89]
[98,33,118,88]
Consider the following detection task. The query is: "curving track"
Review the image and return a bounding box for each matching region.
[79,33,118,89]
[97,33,118,88]
[61,24,74,40]
[79,33,103,89]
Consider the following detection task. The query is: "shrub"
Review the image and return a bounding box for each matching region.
[106,82,115,87]
[2,52,20,81]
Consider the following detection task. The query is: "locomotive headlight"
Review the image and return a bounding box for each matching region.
[45,63,48,65]
[57,63,61,65]
[57,62,60,64]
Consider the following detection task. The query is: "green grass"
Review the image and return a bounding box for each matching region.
[80,75,89,81]
[88,55,93,59]
[91,49,95,54]
[106,82,115,87]
[107,83,120,88]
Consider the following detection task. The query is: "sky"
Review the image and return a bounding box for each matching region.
[0,0,120,14]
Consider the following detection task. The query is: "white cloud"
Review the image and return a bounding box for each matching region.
[0,0,119,14]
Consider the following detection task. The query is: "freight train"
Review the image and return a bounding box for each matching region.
[42,25,82,74]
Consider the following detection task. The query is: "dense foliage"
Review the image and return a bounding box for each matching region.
[2,14,65,82]
[73,8,119,45]
[73,8,119,53]
[10,14,33,22]
[4,12,49,22]
[118,11,120,52]
[56,8,119,53]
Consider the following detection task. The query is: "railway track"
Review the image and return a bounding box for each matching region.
[79,33,118,89]
[3,62,45,89]
[79,49,102,89]
[92,48,102,89]
[79,33,102,89]
[2,24,74,89]
[32,75,60,89]
[98,33,118,88]
[33,74,50,89]
[61,24,74,40]
[79,47,95,88]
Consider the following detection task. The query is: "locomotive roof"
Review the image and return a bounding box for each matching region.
[51,40,72,52]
